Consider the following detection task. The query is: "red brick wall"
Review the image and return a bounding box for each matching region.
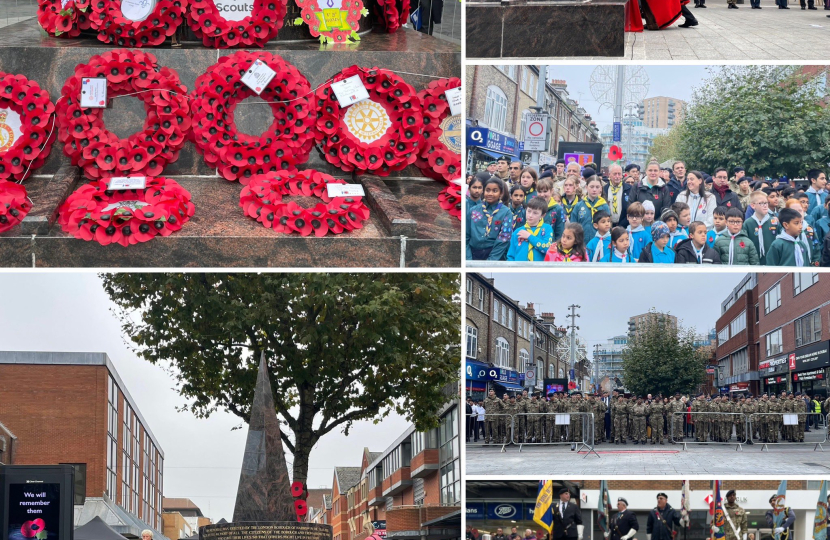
[0,364,108,497]
[411,449,439,472]
[423,472,441,506]
[386,508,421,532]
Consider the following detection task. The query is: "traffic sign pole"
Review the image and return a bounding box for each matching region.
[529,65,547,173]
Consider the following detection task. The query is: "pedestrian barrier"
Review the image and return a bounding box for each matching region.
[510,412,600,458]
[670,412,749,450]
[747,412,827,451]
[466,413,515,452]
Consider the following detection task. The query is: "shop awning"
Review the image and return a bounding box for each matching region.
[474,147,519,160]
[494,382,523,391]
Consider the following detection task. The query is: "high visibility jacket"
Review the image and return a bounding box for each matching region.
[813,399,822,414]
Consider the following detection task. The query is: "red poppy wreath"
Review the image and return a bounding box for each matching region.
[239,169,369,236]
[191,51,317,184]
[89,0,187,47]
[0,72,56,183]
[57,50,191,181]
[293,0,365,44]
[437,182,461,220]
[314,66,424,176]
[58,176,195,246]
[0,181,32,233]
[415,77,461,184]
[37,0,92,37]
[374,0,408,33]
[187,0,286,47]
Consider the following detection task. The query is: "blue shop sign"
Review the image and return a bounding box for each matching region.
[487,502,523,520]
[467,502,486,520]
[466,360,490,381]
[467,127,518,157]
[491,368,520,384]
[526,504,535,521]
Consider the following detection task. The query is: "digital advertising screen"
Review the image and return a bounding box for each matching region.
[545,378,567,395]
[6,484,61,540]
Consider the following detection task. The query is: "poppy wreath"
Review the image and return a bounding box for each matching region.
[293,0,365,44]
[437,182,460,220]
[0,181,31,233]
[314,66,424,176]
[58,176,195,246]
[57,50,191,181]
[0,72,56,182]
[187,0,286,48]
[373,0,408,33]
[190,51,316,184]
[90,0,187,47]
[414,77,460,184]
[239,169,370,236]
[37,0,92,37]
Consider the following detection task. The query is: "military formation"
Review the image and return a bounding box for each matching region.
[474,389,829,446]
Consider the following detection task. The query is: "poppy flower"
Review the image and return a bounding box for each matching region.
[608,145,623,161]
[0,72,56,182]
[186,0,285,48]
[437,183,461,220]
[91,0,186,47]
[21,519,45,538]
[294,500,308,517]
[291,481,306,498]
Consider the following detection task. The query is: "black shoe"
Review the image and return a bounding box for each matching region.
[571,444,576,451]
[679,19,699,25]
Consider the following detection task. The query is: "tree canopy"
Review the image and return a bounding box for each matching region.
[101,273,460,483]
[674,65,830,178]
[621,313,707,397]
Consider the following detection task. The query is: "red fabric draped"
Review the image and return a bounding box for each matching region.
[625,0,644,31]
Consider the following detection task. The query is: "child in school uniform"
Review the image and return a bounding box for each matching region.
[518,167,537,199]
[586,210,613,262]
[506,196,553,261]
[573,176,610,238]
[466,177,513,261]
[660,208,688,249]
[706,206,729,249]
[534,178,566,241]
[626,202,649,260]
[544,222,587,262]
[674,221,721,264]
[508,185,527,230]
[637,221,676,263]
[767,207,811,267]
[600,226,635,263]
[714,207,759,265]
[742,191,779,265]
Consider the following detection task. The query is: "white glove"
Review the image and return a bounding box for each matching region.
[774,528,784,535]
[578,525,585,540]
[622,530,637,540]
[647,535,652,540]
[743,534,748,540]
[711,526,719,534]
[604,533,610,539]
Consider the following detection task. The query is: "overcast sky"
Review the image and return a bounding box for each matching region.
[0,273,411,523]
[480,271,750,350]
[543,65,718,130]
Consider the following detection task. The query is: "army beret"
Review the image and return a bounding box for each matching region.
[726,490,736,498]
[618,498,629,506]
[656,493,668,499]
[559,488,571,496]
[582,167,596,179]
[556,159,565,165]
[734,167,745,173]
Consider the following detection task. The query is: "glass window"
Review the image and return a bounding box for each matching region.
[549,363,555,378]
[484,86,508,132]
[765,282,781,314]
[718,327,729,345]
[496,338,510,368]
[466,279,472,304]
[793,273,818,296]
[729,311,746,337]
[795,310,822,348]
[478,287,484,311]
[501,304,506,326]
[466,326,478,359]
[508,310,514,330]
[519,349,529,370]
[60,463,86,505]
[766,328,783,357]
[438,408,459,506]
[107,376,118,499]
[494,299,500,321]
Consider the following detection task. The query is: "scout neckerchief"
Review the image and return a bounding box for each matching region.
[609,184,622,215]
[584,196,609,218]
[727,233,740,265]
[778,231,805,267]
[522,222,544,261]
[558,245,576,262]
[800,220,814,260]
[562,195,580,219]
[481,202,503,237]
[613,247,630,262]
[592,231,610,262]
[750,212,770,257]
[693,243,705,264]
[723,504,741,539]
[627,224,644,256]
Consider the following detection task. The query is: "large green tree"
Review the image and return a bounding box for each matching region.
[675,65,830,177]
[622,313,707,397]
[101,273,460,484]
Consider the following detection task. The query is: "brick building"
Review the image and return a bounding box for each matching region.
[0,351,166,539]
[0,420,16,465]
[312,403,460,540]
[468,480,826,540]
[465,274,564,401]
[638,96,686,129]
[715,273,830,398]
[161,498,212,540]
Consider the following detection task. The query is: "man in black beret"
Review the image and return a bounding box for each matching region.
[554,488,583,540]
[647,493,685,540]
[607,497,639,540]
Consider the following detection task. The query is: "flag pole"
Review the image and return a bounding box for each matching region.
[711,481,717,540]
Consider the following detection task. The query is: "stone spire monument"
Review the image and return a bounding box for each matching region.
[200,354,332,540]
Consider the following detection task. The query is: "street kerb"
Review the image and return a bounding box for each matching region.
[670,411,749,451]
[747,412,828,452]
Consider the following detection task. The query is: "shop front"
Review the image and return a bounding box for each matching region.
[791,340,830,398]
[466,360,490,401]
[466,125,520,176]
[759,354,790,395]
[491,367,523,396]
[729,382,750,394]
[465,361,524,399]
[466,501,541,538]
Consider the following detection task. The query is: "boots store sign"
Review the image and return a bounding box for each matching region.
[465,502,536,521]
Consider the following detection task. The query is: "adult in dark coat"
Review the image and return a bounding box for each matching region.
[554,488,584,540]
[603,164,632,229]
[674,237,721,264]
[647,493,684,540]
[629,160,672,218]
[609,498,640,540]
[711,168,742,211]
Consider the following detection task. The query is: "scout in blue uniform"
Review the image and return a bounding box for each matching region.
[506,197,553,261]
[534,177,566,242]
[742,191,779,265]
[508,185,527,230]
[586,211,613,262]
[805,169,828,215]
[466,177,513,261]
[625,201,649,260]
[573,177,610,238]
[766,207,811,267]
[600,227,636,262]
[637,221,676,264]
[706,206,729,249]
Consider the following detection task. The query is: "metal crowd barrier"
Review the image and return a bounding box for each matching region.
[670,411,749,450]
[511,412,599,458]
[747,412,827,451]
[466,413,515,452]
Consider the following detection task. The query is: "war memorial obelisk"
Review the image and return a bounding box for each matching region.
[200,355,332,540]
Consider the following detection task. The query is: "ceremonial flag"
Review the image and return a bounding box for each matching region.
[681,480,691,529]
[535,480,555,535]
[772,480,788,540]
[599,480,612,534]
[711,480,725,540]
[813,481,827,540]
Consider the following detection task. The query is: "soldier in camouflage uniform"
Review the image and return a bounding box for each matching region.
[569,393,583,444]
[515,391,527,443]
[723,397,735,442]
[669,395,685,442]
[768,395,782,442]
[631,397,648,444]
[483,389,503,445]
[734,397,746,443]
[591,395,606,444]
[538,393,549,443]
[796,395,807,442]
[526,393,542,443]
[692,395,706,442]
[780,393,793,441]
[613,396,629,444]
[722,490,748,540]
[757,395,770,442]
[503,396,519,444]
[648,398,665,444]
[546,393,558,443]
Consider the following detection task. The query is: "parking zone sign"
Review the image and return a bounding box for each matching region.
[523,113,547,152]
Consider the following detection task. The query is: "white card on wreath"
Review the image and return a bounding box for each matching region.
[81,78,108,108]
[241,59,276,96]
[108,176,147,190]
[327,184,365,198]
[331,75,370,108]
[444,87,462,116]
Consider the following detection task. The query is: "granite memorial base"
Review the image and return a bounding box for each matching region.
[0,20,461,267]
[466,0,626,58]
[201,522,333,540]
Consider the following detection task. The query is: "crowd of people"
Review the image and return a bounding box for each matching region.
[466,156,830,266]
[465,389,830,447]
